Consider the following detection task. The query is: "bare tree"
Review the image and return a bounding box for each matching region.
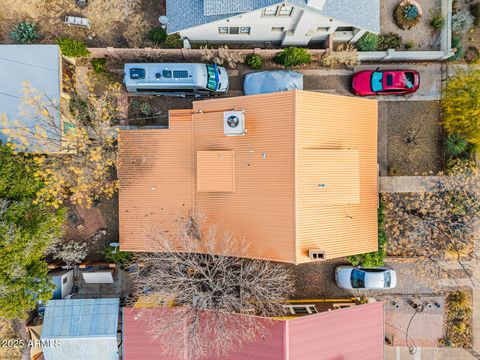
[131,214,295,360]
[383,166,480,287]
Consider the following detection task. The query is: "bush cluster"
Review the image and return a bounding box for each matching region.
[57,38,90,58]
[355,32,378,51]
[10,22,38,44]
[443,291,472,348]
[164,33,183,48]
[91,58,107,74]
[465,46,480,63]
[452,10,474,34]
[450,36,465,61]
[347,201,387,268]
[377,33,402,51]
[429,10,445,30]
[273,47,311,67]
[245,53,264,69]
[149,27,167,44]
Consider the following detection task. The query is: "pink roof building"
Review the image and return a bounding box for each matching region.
[122,302,385,360]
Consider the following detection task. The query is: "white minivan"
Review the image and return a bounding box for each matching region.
[124,63,229,97]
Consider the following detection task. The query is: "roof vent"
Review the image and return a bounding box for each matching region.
[308,249,326,261]
[224,110,245,136]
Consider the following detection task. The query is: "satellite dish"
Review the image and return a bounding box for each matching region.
[159,15,169,26]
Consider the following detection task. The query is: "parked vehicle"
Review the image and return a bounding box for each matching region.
[350,69,420,96]
[335,266,397,290]
[243,70,303,95]
[124,63,229,97]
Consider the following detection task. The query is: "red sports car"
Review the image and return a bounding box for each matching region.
[350,69,420,96]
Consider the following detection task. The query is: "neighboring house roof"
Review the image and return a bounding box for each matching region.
[122,302,385,360]
[118,91,378,263]
[166,0,380,34]
[41,298,120,360]
[0,45,62,151]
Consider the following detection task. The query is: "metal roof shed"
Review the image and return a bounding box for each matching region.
[0,45,62,151]
[41,298,120,360]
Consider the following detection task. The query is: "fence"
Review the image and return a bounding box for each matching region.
[89,47,326,63]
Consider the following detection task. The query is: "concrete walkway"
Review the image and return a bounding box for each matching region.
[380,176,443,193]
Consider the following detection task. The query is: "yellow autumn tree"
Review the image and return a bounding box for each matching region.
[442,69,480,148]
[1,81,121,208]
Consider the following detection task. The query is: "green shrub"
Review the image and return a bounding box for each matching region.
[452,10,474,34]
[450,36,465,61]
[355,32,378,51]
[405,40,415,50]
[446,133,469,157]
[69,97,90,123]
[378,33,402,51]
[139,102,153,116]
[163,33,183,48]
[471,3,480,26]
[149,27,167,44]
[273,47,311,67]
[104,246,133,270]
[430,10,446,30]
[91,58,107,74]
[245,53,264,69]
[347,201,386,268]
[10,22,38,44]
[57,38,90,58]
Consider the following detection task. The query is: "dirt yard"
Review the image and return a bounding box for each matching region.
[380,0,443,50]
[458,0,480,56]
[0,0,164,47]
[382,101,445,175]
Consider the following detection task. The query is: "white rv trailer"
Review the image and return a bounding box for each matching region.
[124,63,229,97]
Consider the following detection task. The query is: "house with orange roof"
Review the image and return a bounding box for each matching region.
[118,90,378,264]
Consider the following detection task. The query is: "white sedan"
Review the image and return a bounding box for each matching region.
[335,266,397,290]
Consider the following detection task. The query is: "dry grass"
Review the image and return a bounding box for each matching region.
[0,0,158,47]
[0,318,22,359]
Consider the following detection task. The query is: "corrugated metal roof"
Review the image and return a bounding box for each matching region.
[119,110,194,252]
[166,0,380,34]
[122,303,384,360]
[298,149,360,206]
[42,298,119,338]
[41,298,119,360]
[0,45,62,151]
[119,91,378,263]
[197,150,235,192]
[295,91,378,262]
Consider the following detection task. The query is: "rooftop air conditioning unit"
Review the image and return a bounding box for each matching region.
[224,110,245,136]
[308,249,326,261]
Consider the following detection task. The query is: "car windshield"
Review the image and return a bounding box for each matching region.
[384,271,392,287]
[371,72,383,92]
[405,72,415,89]
[206,64,219,91]
[350,269,365,288]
